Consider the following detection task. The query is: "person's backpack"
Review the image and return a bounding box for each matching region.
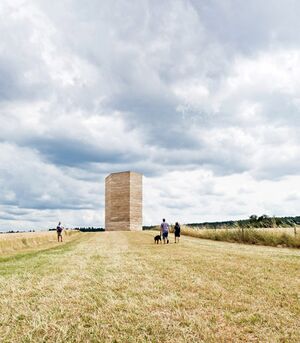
[57,226,62,233]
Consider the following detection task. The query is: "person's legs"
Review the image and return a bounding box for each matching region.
[163,232,167,244]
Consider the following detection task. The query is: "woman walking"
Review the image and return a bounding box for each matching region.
[174,222,180,243]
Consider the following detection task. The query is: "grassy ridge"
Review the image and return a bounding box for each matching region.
[0,231,299,342]
[178,226,300,248]
[0,230,80,255]
[151,225,300,248]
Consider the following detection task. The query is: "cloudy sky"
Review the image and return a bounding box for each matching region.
[0,0,299,230]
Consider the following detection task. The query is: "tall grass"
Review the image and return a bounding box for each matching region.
[179,225,300,248]
[0,230,79,255]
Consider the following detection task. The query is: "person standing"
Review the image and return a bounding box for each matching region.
[160,218,169,244]
[56,222,63,242]
[174,222,181,243]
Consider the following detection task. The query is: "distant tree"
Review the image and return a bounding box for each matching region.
[258,214,269,221]
[249,215,258,221]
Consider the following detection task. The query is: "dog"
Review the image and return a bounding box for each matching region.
[154,234,162,244]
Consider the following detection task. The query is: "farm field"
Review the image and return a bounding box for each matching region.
[0,230,80,256]
[178,226,300,248]
[0,231,299,342]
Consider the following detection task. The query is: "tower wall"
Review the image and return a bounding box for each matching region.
[105,171,143,231]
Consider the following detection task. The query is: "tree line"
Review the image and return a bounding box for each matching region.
[186,215,300,229]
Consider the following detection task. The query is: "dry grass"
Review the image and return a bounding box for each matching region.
[170,226,300,248]
[0,230,80,255]
[0,231,299,342]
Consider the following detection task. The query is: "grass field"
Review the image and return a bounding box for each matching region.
[0,230,80,255]
[177,226,300,248]
[0,231,299,342]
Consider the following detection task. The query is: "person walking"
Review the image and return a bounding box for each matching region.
[56,222,63,242]
[160,218,169,244]
[174,222,181,243]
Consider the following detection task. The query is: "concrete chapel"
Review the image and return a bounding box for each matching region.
[105,171,143,231]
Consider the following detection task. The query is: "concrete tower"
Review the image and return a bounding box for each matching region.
[105,171,143,231]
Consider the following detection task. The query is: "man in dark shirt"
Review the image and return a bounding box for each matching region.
[56,222,63,242]
[174,222,181,243]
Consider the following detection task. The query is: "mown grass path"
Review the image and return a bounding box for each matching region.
[0,231,299,342]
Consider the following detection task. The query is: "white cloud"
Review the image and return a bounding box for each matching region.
[144,171,300,224]
[0,0,299,229]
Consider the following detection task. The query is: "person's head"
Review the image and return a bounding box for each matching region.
[162,218,165,222]
[176,222,178,225]
[58,222,61,225]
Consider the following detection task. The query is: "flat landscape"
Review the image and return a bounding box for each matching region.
[0,231,299,342]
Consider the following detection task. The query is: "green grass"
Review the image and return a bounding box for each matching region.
[0,231,299,342]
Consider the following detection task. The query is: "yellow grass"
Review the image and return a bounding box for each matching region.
[0,230,80,255]
[0,230,299,342]
[172,226,300,248]
[185,226,298,235]
[179,226,299,236]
